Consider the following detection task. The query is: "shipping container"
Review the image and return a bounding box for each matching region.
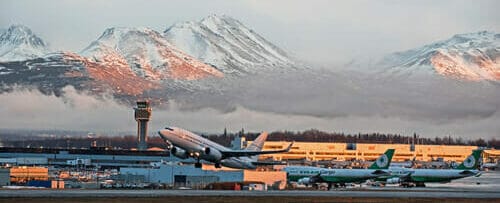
[51,180,65,189]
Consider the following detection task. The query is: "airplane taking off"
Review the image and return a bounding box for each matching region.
[284,149,395,189]
[383,150,483,187]
[158,126,293,169]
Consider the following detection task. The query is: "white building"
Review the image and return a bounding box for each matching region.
[120,163,286,189]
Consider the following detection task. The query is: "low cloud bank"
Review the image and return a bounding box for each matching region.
[1,70,499,139]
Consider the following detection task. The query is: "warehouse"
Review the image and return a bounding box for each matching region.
[120,163,287,190]
[9,166,48,183]
[251,141,498,162]
[0,147,174,168]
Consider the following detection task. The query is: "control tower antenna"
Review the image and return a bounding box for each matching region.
[134,101,152,151]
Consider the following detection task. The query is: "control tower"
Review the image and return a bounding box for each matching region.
[134,101,152,151]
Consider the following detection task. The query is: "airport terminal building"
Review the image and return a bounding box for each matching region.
[243,140,499,163]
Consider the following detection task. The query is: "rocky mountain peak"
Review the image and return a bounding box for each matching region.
[0,25,49,61]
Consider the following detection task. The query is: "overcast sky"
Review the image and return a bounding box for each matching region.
[1,0,499,66]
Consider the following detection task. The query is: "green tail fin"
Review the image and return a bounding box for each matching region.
[456,149,482,170]
[369,149,395,169]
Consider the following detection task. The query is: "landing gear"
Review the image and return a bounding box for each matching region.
[194,156,202,168]
[215,163,221,168]
[415,182,426,187]
[400,182,417,188]
[312,184,319,190]
[327,183,332,190]
[162,139,173,150]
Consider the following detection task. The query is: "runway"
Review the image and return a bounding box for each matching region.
[0,188,499,203]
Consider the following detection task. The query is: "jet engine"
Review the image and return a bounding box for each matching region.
[171,147,189,159]
[298,177,312,185]
[386,177,401,184]
[203,147,223,162]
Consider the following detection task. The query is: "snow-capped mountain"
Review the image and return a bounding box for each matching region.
[380,31,500,81]
[81,27,223,81]
[164,14,295,76]
[0,26,227,105]
[0,25,49,62]
[0,51,160,99]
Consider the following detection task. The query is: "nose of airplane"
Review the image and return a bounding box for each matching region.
[158,130,168,140]
[159,125,176,135]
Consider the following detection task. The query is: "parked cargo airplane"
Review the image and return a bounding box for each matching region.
[284,149,395,189]
[158,126,293,169]
[383,150,483,187]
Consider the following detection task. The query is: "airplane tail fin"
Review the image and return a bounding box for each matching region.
[245,132,268,161]
[456,149,482,170]
[368,149,395,169]
[245,132,268,151]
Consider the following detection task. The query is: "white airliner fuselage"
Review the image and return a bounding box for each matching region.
[158,127,292,169]
[380,150,483,187]
[284,149,395,189]
[386,167,480,183]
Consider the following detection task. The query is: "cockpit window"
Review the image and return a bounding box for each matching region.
[165,127,174,131]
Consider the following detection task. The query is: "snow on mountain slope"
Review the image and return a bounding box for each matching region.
[380,31,500,81]
[0,25,49,62]
[0,25,225,104]
[164,14,295,76]
[81,27,223,81]
[0,51,159,98]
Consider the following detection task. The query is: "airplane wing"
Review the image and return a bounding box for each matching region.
[310,173,324,183]
[371,170,390,175]
[397,171,414,182]
[220,142,293,158]
[459,170,478,176]
[251,160,288,166]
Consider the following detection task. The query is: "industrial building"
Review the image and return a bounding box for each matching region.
[9,166,48,183]
[248,141,499,163]
[0,147,174,168]
[120,164,287,189]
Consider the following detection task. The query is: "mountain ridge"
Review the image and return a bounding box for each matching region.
[81,26,223,81]
[379,31,500,81]
[1,20,499,108]
[164,14,296,76]
[0,25,50,62]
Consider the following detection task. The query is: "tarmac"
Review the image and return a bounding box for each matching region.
[0,171,498,202]
[0,188,499,198]
[0,187,499,203]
